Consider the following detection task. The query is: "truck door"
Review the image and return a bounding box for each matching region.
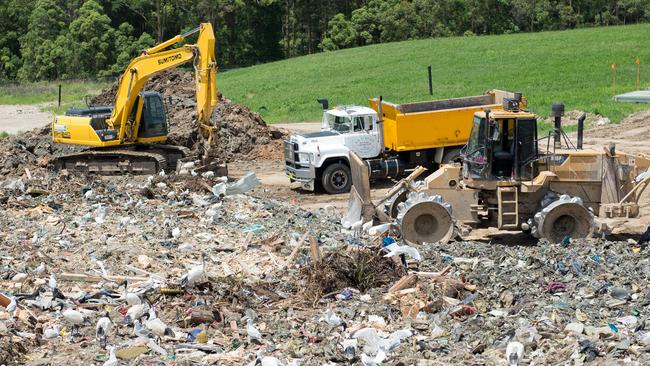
[343,115,381,158]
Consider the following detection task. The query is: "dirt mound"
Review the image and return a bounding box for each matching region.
[91,68,286,161]
[0,126,82,175]
[538,110,603,127]
[587,109,650,141]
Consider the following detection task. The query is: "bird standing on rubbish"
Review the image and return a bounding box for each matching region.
[506,341,524,365]
[122,280,142,306]
[180,253,206,288]
[63,308,87,336]
[124,302,150,325]
[133,319,152,338]
[5,295,17,318]
[383,242,422,261]
[638,226,650,247]
[146,315,174,339]
[103,346,118,366]
[244,317,263,343]
[96,312,112,348]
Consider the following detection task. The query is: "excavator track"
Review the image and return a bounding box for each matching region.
[53,144,193,175]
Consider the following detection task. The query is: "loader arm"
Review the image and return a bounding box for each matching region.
[108,23,218,144]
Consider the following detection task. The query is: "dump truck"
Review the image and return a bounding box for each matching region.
[344,99,650,243]
[284,90,524,194]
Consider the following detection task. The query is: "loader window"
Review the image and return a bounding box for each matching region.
[465,116,488,160]
[463,116,490,179]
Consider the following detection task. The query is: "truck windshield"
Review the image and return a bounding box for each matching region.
[327,114,352,133]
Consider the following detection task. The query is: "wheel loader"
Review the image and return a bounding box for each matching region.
[344,97,650,243]
[51,23,224,175]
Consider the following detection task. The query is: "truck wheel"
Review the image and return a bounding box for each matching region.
[322,163,351,194]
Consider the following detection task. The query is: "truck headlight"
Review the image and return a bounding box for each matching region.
[297,152,311,163]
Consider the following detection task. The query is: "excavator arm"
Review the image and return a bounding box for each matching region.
[109,23,218,144]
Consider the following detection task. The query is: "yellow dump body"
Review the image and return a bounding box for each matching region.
[368,90,520,152]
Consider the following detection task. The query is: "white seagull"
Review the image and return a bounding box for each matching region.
[180,254,206,288]
[103,346,118,366]
[244,317,262,343]
[6,295,18,318]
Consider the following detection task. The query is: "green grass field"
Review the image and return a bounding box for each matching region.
[219,23,650,124]
[0,80,109,113]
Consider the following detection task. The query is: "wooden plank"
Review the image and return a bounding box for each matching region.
[0,292,11,308]
[389,274,417,293]
[283,235,305,268]
[59,272,149,283]
[349,152,371,204]
[309,236,321,265]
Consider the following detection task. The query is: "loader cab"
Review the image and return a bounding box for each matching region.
[463,108,538,183]
[135,91,168,138]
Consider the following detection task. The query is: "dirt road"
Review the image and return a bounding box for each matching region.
[0,104,52,134]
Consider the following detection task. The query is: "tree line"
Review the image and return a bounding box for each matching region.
[1,0,649,82]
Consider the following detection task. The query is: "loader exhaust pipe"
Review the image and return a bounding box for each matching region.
[552,102,564,149]
[577,112,586,149]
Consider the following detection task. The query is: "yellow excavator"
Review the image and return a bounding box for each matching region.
[51,23,220,175]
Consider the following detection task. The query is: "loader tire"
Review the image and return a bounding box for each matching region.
[322,163,351,194]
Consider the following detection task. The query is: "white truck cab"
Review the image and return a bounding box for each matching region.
[284,100,381,194]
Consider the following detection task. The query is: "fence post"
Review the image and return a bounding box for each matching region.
[634,57,641,90]
[611,63,616,96]
[58,84,62,107]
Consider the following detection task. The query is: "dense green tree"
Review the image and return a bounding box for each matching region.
[18,0,67,81]
[321,13,357,50]
[64,0,116,77]
[1,0,649,82]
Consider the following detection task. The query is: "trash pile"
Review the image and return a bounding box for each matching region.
[2,166,650,365]
[91,69,287,161]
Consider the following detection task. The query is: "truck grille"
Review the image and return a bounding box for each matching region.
[284,140,297,164]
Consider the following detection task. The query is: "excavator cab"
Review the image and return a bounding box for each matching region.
[463,106,538,183]
[134,92,168,139]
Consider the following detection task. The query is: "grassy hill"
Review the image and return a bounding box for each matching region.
[219,24,650,124]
